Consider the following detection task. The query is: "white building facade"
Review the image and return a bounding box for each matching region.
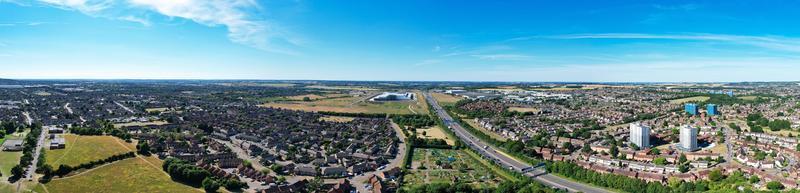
[679,125,698,151]
[629,123,651,148]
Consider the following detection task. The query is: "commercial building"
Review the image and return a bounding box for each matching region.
[706,104,718,116]
[629,123,651,148]
[685,103,699,115]
[679,125,698,151]
[370,92,415,101]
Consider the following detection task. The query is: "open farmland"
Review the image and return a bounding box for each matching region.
[46,134,136,167]
[431,93,462,107]
[260,92,428,114]
[40,156,201,193]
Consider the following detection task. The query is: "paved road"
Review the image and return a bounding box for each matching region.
[26,126,48,180]
[351,120,407,193]
[424,92,611,193]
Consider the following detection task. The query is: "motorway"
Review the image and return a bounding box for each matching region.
[423,92,611,193]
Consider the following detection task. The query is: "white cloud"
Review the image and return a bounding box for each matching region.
[37,0,113,14]
[118,15,150,26]
[5,0,299,54]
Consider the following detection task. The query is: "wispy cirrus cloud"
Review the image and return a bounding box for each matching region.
[471,54,531,61]
[0,21,52,26]
[511,33,800,53]
[2,0,301,54]
[413,59,442,66]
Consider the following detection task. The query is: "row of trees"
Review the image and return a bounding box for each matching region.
[400,179,567,193]
[162,158,247,192]
[9,122,43,181]
[1,120,24,135]
[393,114,435,128]
[73,120,133,141]
[547,161,673,193]
[317,111,387,118]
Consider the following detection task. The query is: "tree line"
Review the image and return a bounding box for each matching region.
[9,122,42,181]
[392,114,435,128]
[162,158,247,192]
[399,179,568,193]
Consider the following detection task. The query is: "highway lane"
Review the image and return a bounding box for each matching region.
[423,92,611,193]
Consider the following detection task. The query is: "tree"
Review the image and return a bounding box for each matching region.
[202,177,220,192]
[137,141,151,156]
[749,175,760,184]
[10,165,23,178]
[609,144,619,158]
[648,148,661,155]
[678,164,689,173]
[581,144,592,154]
[653,157,667,166]
[302,96,311,101]
[766,181,785,190]
[708,169,724,182]
[678,154,688,164]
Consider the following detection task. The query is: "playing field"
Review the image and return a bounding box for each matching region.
[0,151,21,179]
[508,107,540,113]
[415,126,455,145]
[669,96,710,104]
[738,96,759,100]
[260,92,428,114]
[113,120,170,128]
[319,116,356,123]
[46,134,136,167]
[41,156,201,193]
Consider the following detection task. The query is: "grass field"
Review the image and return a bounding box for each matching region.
[431,93,462,107]
[738,96,759,100]
[260,92,428,114]
[1,134,23,179]
[41,156,201,193]
[764,129,800,137]
[415,126,455,145]
[319,116,356,123]
[508,107,540,113]
[463,119,508,142]
[113,120,169,128]
[0,151,22,179]
[46,134,136,167]
[145,107,170,113]
[669,96,710,104]
[404,148,504,187]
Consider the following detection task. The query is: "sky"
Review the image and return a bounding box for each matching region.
[1,0,800,82]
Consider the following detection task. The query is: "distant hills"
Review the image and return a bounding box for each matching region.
[0,78,20,84]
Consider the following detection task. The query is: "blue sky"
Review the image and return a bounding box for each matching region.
[1,0,800,82]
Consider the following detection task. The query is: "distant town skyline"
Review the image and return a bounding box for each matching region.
[2,1,800,82]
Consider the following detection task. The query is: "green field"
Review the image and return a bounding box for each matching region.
[404,148,505,187]
[669,96,710,104]
[46,134,136,167]
[41,156,201,193]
